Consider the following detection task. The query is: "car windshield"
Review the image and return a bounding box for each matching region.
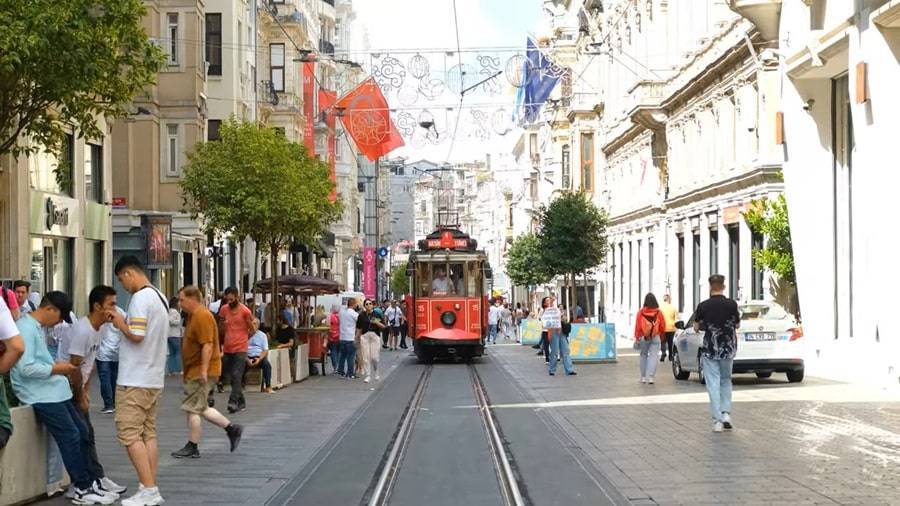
[739,303,788,320]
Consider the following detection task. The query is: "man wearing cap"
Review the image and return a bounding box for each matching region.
[11,291,118,504]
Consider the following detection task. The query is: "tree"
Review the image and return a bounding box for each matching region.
[538,192,608,318]
[180,119,341,323]
[0,0,164,157]
[506,233,553,312]
[743,193,798,315]
[390,263,410,297]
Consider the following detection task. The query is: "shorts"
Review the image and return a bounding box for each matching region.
[115,386,162,446]
[180,378,210,415]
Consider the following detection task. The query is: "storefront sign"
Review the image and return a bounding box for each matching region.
[363,247,376,299]
[30,192,79,237]
[112,197,127,209]
[142,215,173,268]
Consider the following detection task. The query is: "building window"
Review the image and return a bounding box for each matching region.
[85,143,103,203]
[30,133,74,196]
[637,239,642,306]
[832,73,854,339]
[580,132,594,192]
[529,173,538,200]
[561,144,571,188]
[751,232,764,300]
[648,241,654,294]
[205,13,222,76]
[627,241,632,308]
[270,43,285,91]
[727,225,740,300]
[166,124,180,177]
[709,230,719,275]
[677,234,685,312]
[208,119,221,141]
[167,13,179,65]
[528,133,538,159]
[618,243,623,306]
[85,241,104,288]
[692,233,701,310]
[610,245,616,305]
[31,238,73,295]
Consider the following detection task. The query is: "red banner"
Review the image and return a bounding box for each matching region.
[319,88,338,202]
[302,61,316,156]
[363,247,376,299]
[336,77,404,161]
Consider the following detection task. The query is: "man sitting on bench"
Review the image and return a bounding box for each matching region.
[244,319,272,393]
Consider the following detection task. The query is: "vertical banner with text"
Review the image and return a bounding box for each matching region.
[302,61,316,156]
[363,247,376,299]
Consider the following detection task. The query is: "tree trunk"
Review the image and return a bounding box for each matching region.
[583,270,591,320]
[270,243,280,336]
[567,272,576,319]
[237,238,244,297]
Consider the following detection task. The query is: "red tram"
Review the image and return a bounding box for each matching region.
[404,227,492,362]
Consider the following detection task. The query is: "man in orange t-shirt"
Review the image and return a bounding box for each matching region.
[217,287,253,413]
[171,286,242,459]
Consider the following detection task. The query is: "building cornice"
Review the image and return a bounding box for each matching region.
[665,163,782,211]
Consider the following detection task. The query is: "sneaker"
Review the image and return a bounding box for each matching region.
[121,486,165,506]
[659,355,666,362]
[721,412,733,430]
[99,477,127,494]
[216,384,224,393]
[264,387,274,393]
[374,374,380,381]
[101,407,114,414]
[92,480,120,501]
[364,376,371,383]
[226,424,243,452]
[566,371,577,376]
[171,443,200,459]
[66,485,76,499]
[640,377,647,384]
[648,377,655,384]
[713,421,724,433]
[71,484,115,505]
[548,371,555,376]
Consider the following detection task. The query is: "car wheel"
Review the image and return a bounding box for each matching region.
[697,354,706,385]
[672,349,690,380]
[756,372,773,379]
[786,369,804,383]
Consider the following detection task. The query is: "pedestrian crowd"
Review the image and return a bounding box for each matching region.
[334,297,409,383]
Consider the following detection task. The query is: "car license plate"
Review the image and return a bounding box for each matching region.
[743,332,775,341]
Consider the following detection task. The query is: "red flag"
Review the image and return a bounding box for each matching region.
[319,89,338,202]
[336,77,404,161]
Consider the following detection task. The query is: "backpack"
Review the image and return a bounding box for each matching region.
[638,313,657,339]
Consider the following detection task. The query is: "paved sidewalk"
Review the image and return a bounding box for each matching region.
[488,343,900,506]
[36,349,409,505]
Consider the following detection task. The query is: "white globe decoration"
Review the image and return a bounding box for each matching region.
[407,53,430,80]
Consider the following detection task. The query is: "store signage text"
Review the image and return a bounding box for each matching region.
[45,197,70,231]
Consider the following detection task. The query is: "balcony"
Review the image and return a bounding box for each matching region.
[319,39,335,55]
[626,79,668,130]
[728,0,782,41]
[566,91,604,122]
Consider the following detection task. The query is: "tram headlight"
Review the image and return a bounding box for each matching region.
[440,310,456,327]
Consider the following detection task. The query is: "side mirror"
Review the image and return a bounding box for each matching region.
[674,321,685,330]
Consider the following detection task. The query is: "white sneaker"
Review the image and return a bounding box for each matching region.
[71,484,115,505]
[640,377,647,384]
[721,412,733,430]
[648,377,655,384]
[364,376,371,383]
[713,421,724,433]
[121,486,165,506]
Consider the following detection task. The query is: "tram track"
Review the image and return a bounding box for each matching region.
[365,363,526,506]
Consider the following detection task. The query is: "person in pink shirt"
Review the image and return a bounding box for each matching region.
[216,287,253,413]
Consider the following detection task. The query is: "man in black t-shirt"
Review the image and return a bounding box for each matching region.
[357,300,385,383]
[693,274,740,433]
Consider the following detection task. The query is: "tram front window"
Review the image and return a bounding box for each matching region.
[420,262,467,297]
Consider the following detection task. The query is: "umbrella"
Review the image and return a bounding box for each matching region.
[253,274,340,296]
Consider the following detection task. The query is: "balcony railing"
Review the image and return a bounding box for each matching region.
[319,39,335,55]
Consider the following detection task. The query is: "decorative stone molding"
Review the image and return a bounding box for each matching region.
[728,0,782,41]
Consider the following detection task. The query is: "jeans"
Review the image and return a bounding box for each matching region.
[702,356,734,422]
[221,352,247,409]
[661,332,675,358]
[95,360,118,410]
[540,332,550,361]
[639,336,661,378]
[548,329,574,375]
[337,340,356,376]
[31,400,97,490]
[246,356,272,388]
[328,341,340,372]
[76,410,104,479]
[488,324,498,344]
[399,323,408,348]
[167,337,182,374]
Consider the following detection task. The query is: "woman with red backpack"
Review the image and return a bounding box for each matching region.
[634,293,667,384]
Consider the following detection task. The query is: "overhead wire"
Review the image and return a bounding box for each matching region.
[443,0,465,162]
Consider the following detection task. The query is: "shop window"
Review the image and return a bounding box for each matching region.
[727,225,740,300]
[677,234,685,312]
[85,143,103,202]
[580,132,594,192]
[637,239,642,306]
[692,233,701,309]
[29,134,74,196]
[31,238,73,295]
[270,43,285,91]
[751,232,764,300]
[86,241,104,288]
[205,13,222,76]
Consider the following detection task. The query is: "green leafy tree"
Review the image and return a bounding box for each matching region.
[0,0,164,156]
[390,263,410,297]
[505,233,553,312]
[744,194,798,315]
[180,119,341,320]
[538,192,608,317]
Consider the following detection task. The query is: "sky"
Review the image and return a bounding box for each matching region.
[350,0,543,164]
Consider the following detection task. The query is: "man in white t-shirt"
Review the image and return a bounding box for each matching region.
[108,256,169,506]
[337,299,359,378]
[487,300,501,345]
[431,268,452,294]
[0,299,25,449]
[96,306,125,414]
[59,285,128,498]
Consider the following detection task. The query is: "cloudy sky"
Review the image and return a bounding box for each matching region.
[350,0,543,163]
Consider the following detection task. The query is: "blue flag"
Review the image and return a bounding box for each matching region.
[515,36,561,124]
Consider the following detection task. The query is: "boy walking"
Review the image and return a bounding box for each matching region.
[693,275,741,433]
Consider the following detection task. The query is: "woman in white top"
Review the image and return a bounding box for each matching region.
[167,296,183,375]
[539,296,575,376]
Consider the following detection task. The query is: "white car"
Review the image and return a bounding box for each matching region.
[671,301,805,383]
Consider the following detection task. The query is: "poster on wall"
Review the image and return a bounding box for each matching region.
[142,215,172,268]
[363,247,376,299]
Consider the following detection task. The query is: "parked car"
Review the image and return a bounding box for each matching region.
[671,301,805,383]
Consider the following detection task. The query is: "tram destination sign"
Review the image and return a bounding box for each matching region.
[420,229,477,251]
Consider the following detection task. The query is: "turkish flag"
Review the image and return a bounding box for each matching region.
[336,77,404,161]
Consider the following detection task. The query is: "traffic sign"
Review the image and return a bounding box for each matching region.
[377,247,389,258]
